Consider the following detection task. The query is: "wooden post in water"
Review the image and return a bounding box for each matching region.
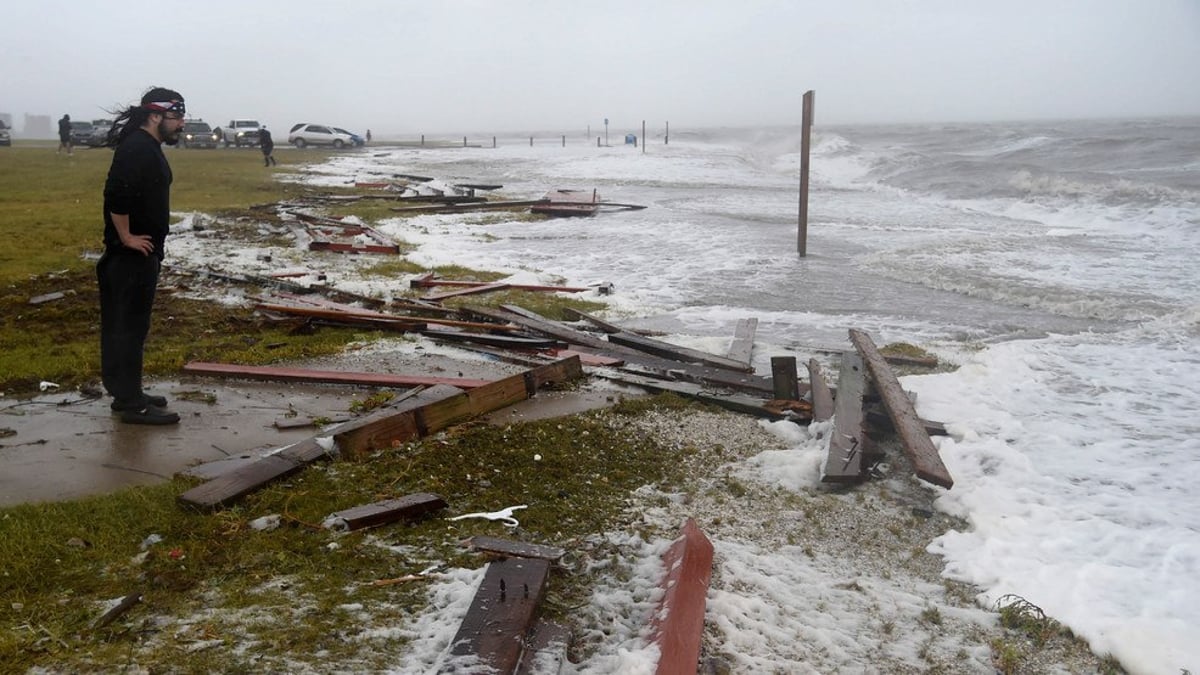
[463,136,467,147]
[665,121,669,145]
[561,135,565,147]
[642,120,646,153]
[421,134,425,147]
[798,89,814,256]
[492,136,496,148]
[771,356,800,400]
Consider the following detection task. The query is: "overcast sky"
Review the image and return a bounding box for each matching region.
[3,0,1198,135]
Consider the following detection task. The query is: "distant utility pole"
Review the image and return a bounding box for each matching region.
[604,117,609,146]
[798,90,814,256]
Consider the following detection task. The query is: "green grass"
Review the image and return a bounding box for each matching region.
[0,143,312,284]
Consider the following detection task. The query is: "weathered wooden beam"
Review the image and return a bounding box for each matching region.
[560,306,624,334]
[178,455,307,510]
[849,329,953,489]
[607,331,755,373]
[182,361,492,389]
[422,282,511,301]
[467,536,566,562]
[593,370,797,421]
[515,620,571,675]
[254,302,426,331]
[445,557,552,673]
[469,305,778,395]
[324,492,447,531]
[770,356,800,400]
[864,404,947,437]
[649,519,713,675]
[333,357,584,458]
[726,318,757,366]
[806,358,834,422]
[419,328,557,350]
[823,352,867,484]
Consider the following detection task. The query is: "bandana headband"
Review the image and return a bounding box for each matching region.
[144,100,185,115]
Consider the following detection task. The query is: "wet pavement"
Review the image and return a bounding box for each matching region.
[0,362,630,508]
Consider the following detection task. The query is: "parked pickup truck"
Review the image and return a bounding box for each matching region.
[221,119,262,147]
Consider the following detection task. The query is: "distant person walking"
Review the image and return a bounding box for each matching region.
[365,129,372,144]
[96,86,187,425]
[57,114,72,155]
[260,125,276,166]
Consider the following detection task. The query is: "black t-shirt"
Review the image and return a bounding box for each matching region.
[58,118,70,139]
[102,129,173,260]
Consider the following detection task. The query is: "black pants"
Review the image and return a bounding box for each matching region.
[97,250,160,404]
[262,147,275,166]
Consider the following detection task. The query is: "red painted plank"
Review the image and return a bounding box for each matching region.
[650,518,714,675]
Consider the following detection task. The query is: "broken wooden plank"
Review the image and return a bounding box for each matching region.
[93,592,143,630]
[649,519,713,675]
[806,358,834,422]
[178,455,306,510]
[593,370,796,421]
[515,620,571,675]
[771,356,800,400]
[445,557,552,673]
[726,318,758,366]
[550,348,624,367]
[308,239,400,255]
[560,306,624,334]
[330,384,466,459]
[422,282,511,301]
[849,329,953,489]
[177,390,450,510]
[325,492,447,531]
[467,536,566,562]
[469,305,778,395]
[419,328,558,350]
[607,331,755,373]
[804,344,939,369]
[259,298,520,332]
[254,302,426,330]
[182,361,492,389]
[864,404,948,437]
[333,357,583,457]
[388,200,548,214]
[29,291,66,305]
[413,276,590,293]
[823,352,867,484]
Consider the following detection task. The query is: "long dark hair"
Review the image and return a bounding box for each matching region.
[103,86,183,148]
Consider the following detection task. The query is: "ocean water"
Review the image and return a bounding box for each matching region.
[279,117,1199,673]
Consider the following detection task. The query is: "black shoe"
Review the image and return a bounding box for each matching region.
[111,394,168,411]
[120,405,180,425]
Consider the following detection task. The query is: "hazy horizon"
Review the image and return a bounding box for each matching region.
[3,0,1197,137]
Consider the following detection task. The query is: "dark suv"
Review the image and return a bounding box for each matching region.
[182,120,220,149]
[68,121,94,146]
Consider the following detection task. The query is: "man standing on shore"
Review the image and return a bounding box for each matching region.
[97,86,186,425]
[260,125,276,166]
[57,114,72,155]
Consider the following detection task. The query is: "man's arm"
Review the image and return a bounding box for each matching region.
[109,212,154,256]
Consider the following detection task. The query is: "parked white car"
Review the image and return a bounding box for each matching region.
[287,123,361,149]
